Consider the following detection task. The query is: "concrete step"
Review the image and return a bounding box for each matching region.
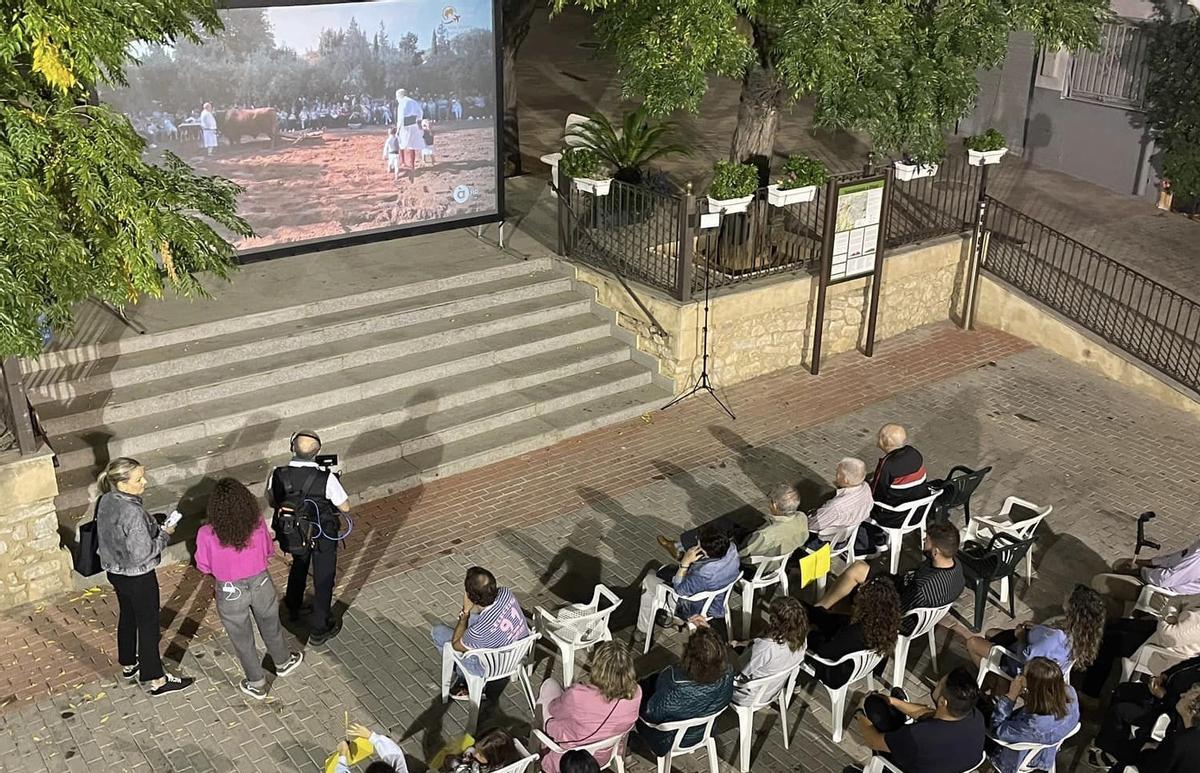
[31,255,555,369]
[29,268,571,398]
[33,289,593,423]
[53,358,654,514]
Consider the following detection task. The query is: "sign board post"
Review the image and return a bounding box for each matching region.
[810,171,891,374]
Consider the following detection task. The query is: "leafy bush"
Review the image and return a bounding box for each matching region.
[1146,13,1200,201]
[776,155,828,189]
[566,106,690,183]
[558,146,604,179]
[964,128,1007,152]
[709,160,758,198]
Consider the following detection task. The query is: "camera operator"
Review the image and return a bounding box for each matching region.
[266,430,350,645]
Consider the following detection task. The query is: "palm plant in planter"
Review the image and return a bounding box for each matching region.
[708,160,759,213]
[964,128,1008,166]
[767,155,828,206]
[566,106,690,186]
[559,147,612,196]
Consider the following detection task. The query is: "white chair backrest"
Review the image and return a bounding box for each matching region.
[875,490,942,530]
[537,585,620,646]
[745,551,793,585]
[810,648,884,684]
[1134,582,1180,617]
[645,708,725,753]
[492,740,539,773]
[466,632,539,680]
[825,523,861,563]
[533,727,628,758]
[901,604,952,639]
[733,659,803,710]
[996,497,1051,538]
[992,721,1080,772]
[673,576,739,618]
[564,113,591,147]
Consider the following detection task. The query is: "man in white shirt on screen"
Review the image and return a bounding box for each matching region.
[394,88,424,170]
[199,102,218,156]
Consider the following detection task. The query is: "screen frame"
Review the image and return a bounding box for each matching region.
[195,0,505,263]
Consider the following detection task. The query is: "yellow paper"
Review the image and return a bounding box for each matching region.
[428,734,474,772]
[799,543,832,588]
[324,738,374,773]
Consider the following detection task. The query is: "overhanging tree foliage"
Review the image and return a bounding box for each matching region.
[1145,6,1200,203]
[553,0,1107,171]
[0,1,251,357]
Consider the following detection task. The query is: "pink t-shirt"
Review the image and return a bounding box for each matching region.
[195,520,273,582]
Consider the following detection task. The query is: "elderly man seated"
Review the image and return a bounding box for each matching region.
[804,457,874,554]
[1091,534,1200,619]
[870,423,930,528]
[737,483,809,561]
[638,524,739,637]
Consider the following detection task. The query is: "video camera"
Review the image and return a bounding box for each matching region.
[315,453,342,476]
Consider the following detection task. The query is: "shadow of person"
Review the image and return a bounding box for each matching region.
[537,518,605,600]
[649,459,750,529]
[708,425,830,507]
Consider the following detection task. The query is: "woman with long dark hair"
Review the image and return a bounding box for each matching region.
[805,578,902,688]
[95,457,193,696]
[195,477,302,699]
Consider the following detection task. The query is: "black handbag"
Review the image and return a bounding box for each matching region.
[74,518,101,576]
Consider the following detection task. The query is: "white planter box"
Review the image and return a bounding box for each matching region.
[893,161,940,181]
[706,194,755,214]
[573,177,612,196]
[767,184,817,206]
[967,147,1008,166]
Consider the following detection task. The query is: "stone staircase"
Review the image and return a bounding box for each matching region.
[26,254,673,570]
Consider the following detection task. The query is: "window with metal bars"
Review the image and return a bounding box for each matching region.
[1065,20,1152,110]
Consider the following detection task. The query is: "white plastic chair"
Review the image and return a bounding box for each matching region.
[441,631,540,729]
[989,721,1080,773]
[534,584,620,686]
[531,728,628,773]
[640,709,725,773]
[870,491,942,574]
[1121,641,1184,682]
[540,112,592,189]
[965,496,1052,597]
[734,550,795,637]
[642,576,737,655]
[1133,581,1180,617]
[731,661,803,772]
[492,740,539,773]
[800,648,884,742]
[864,752,987,773]
[806,525,862,597]
[891,604,952,687]
[977,643,1074,686]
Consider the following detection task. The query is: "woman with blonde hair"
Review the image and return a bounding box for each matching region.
[537,640,641,773]
[988,656,1079,773]
[95,457,193,696]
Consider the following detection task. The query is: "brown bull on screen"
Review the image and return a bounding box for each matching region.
[218,107,278,147]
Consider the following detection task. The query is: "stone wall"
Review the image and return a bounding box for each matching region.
[0,448,74,609]
[573,235,969,391]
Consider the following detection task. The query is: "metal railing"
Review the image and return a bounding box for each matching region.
[983,198,1200,392]
[886,153,981,247]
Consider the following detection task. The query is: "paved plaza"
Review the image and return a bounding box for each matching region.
[2,323,1199,772]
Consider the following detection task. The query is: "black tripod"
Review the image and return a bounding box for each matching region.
[663,215,735,419]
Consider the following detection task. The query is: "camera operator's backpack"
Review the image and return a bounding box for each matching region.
[271,467,329,557]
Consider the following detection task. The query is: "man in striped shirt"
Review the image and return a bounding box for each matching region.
[871,424,931,529]
[432,566,530,680]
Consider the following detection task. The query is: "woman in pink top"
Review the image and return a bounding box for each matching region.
[537,640,641,773]
[195,478,302,700]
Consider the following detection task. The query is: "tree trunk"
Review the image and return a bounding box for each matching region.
[729,62,784,185]
[502,0,538,177]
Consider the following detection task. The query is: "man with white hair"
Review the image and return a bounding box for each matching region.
[806,457,874,550]
[871,423,930,528]
[199,101,218,156]
[737,483,809,560]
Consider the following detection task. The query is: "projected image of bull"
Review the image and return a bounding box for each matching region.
[108,0,499,253]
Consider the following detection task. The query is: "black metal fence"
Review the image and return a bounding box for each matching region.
[983,198,1200,392]
[558,156,982,301]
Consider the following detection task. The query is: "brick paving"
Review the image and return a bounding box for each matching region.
[3,323,1200,773]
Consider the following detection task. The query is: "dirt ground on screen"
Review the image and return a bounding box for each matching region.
[181,123,497,249]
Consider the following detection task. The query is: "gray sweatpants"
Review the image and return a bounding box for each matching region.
[214,571,291,686]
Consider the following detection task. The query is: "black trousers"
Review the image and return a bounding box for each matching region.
[108,571,164,682]
[1094,681,1161,761]
[285,538,337,633]
[863,693,908,732]
[1081,616,1158,698]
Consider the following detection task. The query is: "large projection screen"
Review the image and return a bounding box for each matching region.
[107,0,502,257]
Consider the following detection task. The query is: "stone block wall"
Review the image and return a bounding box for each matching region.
[573,235,969,391]
[0,448,74,608]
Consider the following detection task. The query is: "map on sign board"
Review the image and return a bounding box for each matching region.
[830,179,885,282]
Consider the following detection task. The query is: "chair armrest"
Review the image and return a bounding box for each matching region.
[970,514,1008,530]
[594,584,621,609]
[531,729,566,754]
[804,649,856,667]
[986,644,1022,669]
[873,500,903,513]
[987,735,1042,751]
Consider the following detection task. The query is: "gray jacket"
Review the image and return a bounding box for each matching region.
[96,491,168,576]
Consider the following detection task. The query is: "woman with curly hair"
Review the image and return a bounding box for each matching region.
[966,584,1106,680]
[732,596,809,703]
[805,578,902,688]
[636,625,734,756]
[195,477,302,699]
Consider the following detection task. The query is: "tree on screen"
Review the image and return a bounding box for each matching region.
[0,0,251,357]
[551,0,1107,174]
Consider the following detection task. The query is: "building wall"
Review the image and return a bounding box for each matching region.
[0,448,73,609]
